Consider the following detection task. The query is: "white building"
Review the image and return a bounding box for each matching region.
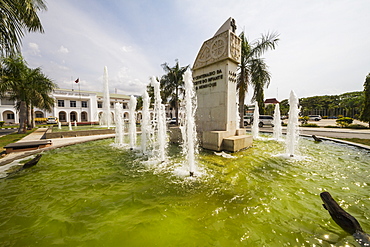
[0,88,132,124]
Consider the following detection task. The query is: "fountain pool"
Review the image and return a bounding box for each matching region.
[0,137,369,246]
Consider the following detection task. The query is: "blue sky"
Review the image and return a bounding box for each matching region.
[22,0,370,102]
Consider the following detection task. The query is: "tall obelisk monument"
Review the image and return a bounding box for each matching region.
[193,18,252,151]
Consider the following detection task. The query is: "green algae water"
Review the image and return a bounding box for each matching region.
[0,137,370,246]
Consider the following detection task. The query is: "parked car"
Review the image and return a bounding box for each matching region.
[249,115,274,127]
[169,117,177,124]
[243,115,252,126]
[308,115,322,121]
[46,117,58,124]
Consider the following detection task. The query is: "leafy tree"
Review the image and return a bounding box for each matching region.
[336,117,353,127]
[360,73,370,127]
[0,55,56,133]
[0,0,47,56]
[237,31,279,127]
[160,60,189,125]
[299,92,363,118]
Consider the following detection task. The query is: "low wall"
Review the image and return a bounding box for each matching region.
[45,129,115,139]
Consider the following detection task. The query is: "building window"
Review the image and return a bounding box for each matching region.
[35,112,44,118]
[58,100,64,107]
[7,113,15,119]
[70,101,76,107]
[82,101,88,108]
[98,102,102,108]
[59,112,66,121]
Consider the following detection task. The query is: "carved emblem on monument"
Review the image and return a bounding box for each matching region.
[193,18,241,70]
[210,37,226,59]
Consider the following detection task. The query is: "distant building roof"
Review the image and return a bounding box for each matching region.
[54,88,130,100]
[264,98,280,104]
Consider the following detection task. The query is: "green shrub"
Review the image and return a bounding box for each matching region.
[324,125,341,128]
[347,124,369,129]
[0,121,4,127]
[299,116,309,124]
[336,117,353,127]
[300,123,319,127]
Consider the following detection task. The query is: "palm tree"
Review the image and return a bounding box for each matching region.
[26,67,56,128]
[160,60,189,125]
[0,55,56,133]
[237,32,279,127]
[0,0,47,56]
[360,73,370,127]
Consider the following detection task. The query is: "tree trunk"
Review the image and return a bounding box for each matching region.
[239,93,245,128]
[18,101,27,134]
[175,87,179,126]
[27,105,32,129]
[31,106,35,128]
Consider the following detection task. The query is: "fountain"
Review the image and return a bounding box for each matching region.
[180,69,198,176]
[1,137,370,246]
[114,102,124,146]
[251,102,260,139]
[101,66,111,128]
[273,103,283,141]
[150,76,167,162]
[286,90,300,157]
[141,90,151,154]
[128,95,137,150]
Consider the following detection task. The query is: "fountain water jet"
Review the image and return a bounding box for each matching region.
[273,103,283,141]
[58,121,61,130]
[151,76,167,162]
[141,90,151,154]
[286,90,300,157]
[181,69,198,176]
[128,95,137,150]
[101,66,111,128]
[251,102,259,139]
[68,121,72,131]
[114,103,124,146]
[74,120,77,128]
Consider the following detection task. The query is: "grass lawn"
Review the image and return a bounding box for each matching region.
[51,125,110,132]
[0,129,36,153]
[338,138,370,146]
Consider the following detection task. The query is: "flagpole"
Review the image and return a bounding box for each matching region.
[79,80,81,122]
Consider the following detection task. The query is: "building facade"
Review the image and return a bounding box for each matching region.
[0,89,131,124]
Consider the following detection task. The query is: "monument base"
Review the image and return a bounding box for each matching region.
[169,127,253,152]
[202,129,252,152]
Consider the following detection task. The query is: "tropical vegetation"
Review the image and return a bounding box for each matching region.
[278,91,364,119]
[237,31,279,127]
[0,55,56,133]
[160,60,189,125]
[360,73,370,127]
[0,0,47,56]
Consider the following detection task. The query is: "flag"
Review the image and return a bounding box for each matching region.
[75,78,79,83]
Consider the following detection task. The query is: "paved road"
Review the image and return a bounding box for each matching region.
[245,126,370,139]
[0,128,17,137]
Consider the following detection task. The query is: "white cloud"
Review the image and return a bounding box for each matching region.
[28,42,40,55]
[121,46,133,52]
[58,45,69,54]
[21,0,370,101]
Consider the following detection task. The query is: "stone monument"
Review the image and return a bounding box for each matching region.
[193,18,252,152]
